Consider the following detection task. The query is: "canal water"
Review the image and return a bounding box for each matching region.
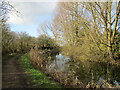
[48,54,120,85]
[49,53,70,72]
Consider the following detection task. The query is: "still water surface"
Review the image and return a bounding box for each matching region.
[49,53,69,72]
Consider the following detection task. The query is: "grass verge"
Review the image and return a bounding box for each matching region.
[19,53,62,88]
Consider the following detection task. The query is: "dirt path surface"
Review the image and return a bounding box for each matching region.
[2,55,29,88]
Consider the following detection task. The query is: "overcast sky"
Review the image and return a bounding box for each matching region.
[7,2,58,37]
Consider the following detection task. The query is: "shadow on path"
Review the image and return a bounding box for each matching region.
[2,55,29,88]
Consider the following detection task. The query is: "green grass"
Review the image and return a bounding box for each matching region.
[19,53,62,88]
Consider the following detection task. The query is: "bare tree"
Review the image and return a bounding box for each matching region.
[81,1,120,59]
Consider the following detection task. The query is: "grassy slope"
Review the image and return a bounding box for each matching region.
[19,53,62,88]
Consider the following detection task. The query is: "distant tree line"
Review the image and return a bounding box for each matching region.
[0,0,59,55]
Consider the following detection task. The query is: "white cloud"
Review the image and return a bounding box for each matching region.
[7,2,58,25]
[8,0,59,2]
[7,0,119,2]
